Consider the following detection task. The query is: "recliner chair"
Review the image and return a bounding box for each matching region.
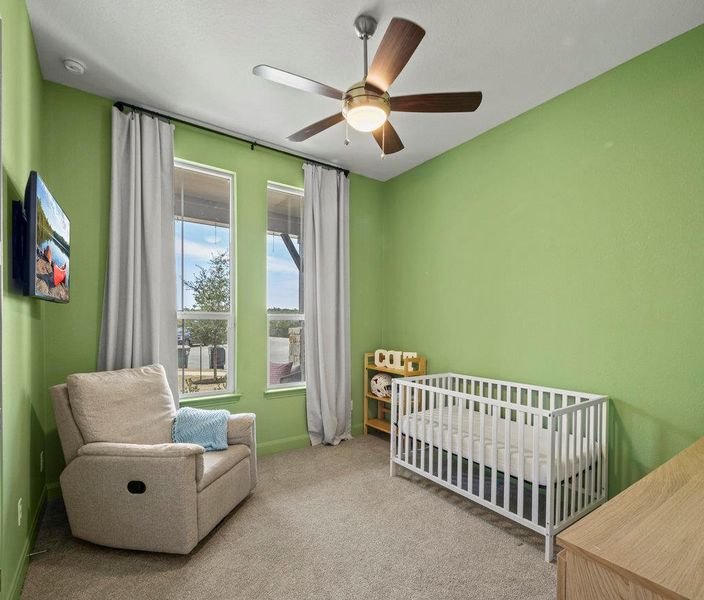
[50,364,256,554]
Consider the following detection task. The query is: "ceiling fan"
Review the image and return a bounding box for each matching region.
[253,15,483,156]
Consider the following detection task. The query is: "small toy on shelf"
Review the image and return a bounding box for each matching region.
[370,373,392,398]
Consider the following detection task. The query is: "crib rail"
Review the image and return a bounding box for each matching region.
[390,373,608,561]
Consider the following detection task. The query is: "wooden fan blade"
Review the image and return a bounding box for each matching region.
[391,92,483,112]
[287,113,344,142]
[371,121,404,154]
[365,18,425,94]
[253,64,344,100]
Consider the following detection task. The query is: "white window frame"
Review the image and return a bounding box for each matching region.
[266,181,305,391]
[175,158,237,399]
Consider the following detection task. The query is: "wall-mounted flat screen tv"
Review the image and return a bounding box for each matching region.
[25,172,70,302]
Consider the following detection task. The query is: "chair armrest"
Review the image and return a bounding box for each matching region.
[78,442,205,481]
[78,442,204,458]
[227,413,256,448]
[227,413,257,490]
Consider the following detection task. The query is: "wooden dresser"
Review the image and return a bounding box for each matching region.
[557,437,704,600]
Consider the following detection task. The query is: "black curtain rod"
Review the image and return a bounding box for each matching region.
[113,101,349,176]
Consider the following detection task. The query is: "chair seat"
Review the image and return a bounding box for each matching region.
[198,444,250,491]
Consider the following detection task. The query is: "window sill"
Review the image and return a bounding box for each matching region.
[264,386,306,398]
[179,392,242,409]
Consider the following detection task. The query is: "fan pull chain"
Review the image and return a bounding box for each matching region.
[344,120,350,146]
[381,124,385,159]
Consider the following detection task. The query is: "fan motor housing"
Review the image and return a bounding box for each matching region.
[342,81,390,120]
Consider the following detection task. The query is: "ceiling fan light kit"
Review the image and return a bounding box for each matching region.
[342,82,390,132]
[253,15,483,157]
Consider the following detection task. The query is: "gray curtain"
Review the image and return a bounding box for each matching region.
[98,107,178,398]
[303,163,351,445]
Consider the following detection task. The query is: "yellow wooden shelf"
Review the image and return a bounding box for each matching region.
[365,392,391,404]
[366,364,409,376]
[366,418,391,433]
[363,351,426,435]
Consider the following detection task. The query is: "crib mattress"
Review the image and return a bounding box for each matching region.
[398,409,599,486]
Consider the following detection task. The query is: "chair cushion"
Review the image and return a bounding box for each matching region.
[67,364,176,444]
[197,444,250,492]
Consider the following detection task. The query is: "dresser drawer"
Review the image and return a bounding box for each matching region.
[560,550,670,600]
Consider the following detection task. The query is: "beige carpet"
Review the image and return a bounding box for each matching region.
[22,435,555,599]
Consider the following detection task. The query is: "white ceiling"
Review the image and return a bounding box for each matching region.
[27,0,704,181]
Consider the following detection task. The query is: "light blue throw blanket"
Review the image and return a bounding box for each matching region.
[172,407,229,452]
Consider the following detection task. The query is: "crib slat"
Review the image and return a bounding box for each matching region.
[390,381,397,467]
[403,386,410,463]
[419,387,426,472]
[518,398,525,519]
[503,397,511,511]
[596,401,603,500]
[458,379,465,491]
[457,378,463,488]
[590,404,597,502]
[395,384,402,462]
[491,393,498,505]
[562,413,569,522]
[531,407,540,523]
[577,407,584,512]
[584,405,591,506]
[555,413,563,527]
[447,385,454,485]
[468,396,475,495]
[391,382,396,462]
[571,409,578,517]
[591,404,598,503]
[428,390,435,476]
[479,400,486,500]
[411,386,418,468]
[600,401,605,500]
[580,404,587,506]
[603,400,609,500]
[437,390,444,479]
[575,406,581,512]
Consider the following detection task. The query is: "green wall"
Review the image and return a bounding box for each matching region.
[39,85,385,484]
[1,0,47,598]
[382,25,704,494]
[40,84,113,488]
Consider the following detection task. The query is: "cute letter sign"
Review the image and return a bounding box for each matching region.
[374,349,418,369]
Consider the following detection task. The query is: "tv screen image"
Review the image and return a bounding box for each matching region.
[27,172,70,302]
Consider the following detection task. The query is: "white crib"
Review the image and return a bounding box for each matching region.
[390,373,608,561]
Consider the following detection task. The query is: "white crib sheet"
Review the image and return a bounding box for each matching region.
[398,409,599,486]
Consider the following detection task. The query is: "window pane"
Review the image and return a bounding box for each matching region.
[267,184,304,388]
[268,316,304,387]
[177,318,230,394]
[267,186,302,312]
[175,166,231,312]
[174,163,234,398]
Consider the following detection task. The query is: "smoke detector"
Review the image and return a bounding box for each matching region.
[63,58,86,75]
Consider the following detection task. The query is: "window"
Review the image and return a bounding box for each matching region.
[267,182,304,389]
[174,161,235,397]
